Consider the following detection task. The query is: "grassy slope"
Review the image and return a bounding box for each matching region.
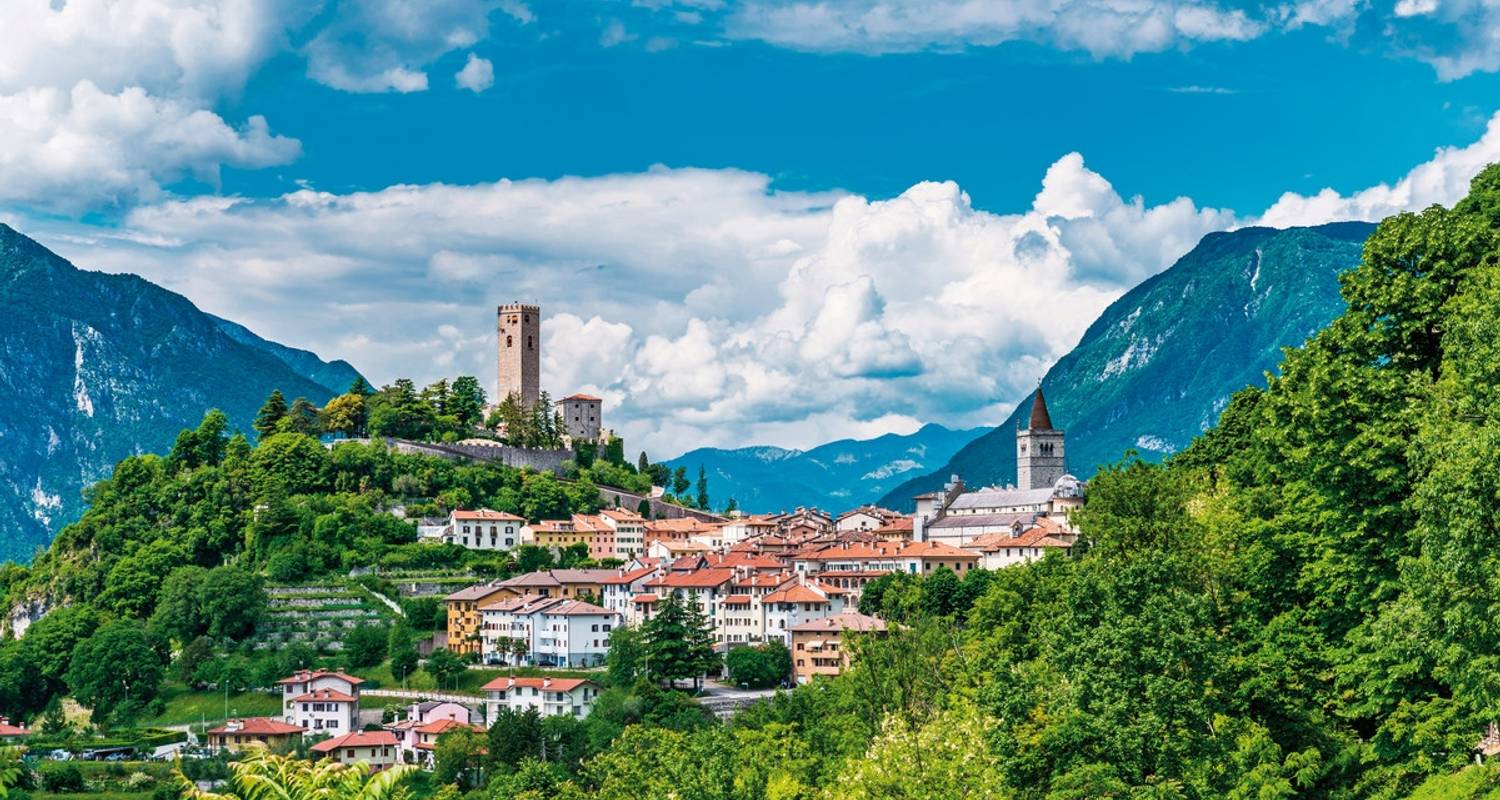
[140,683,282,727]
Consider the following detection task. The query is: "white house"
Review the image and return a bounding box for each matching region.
[277,669,362,735]
[761,580,847,647]
[598,565,658,619]
[310,731,399,771]
[443,509,525,551]
[599,509,647,558]
[480,595,621,667]
[482,677,600,720]
[834,506,903,532]
[967,518,1075,569]
[532,599,618,667]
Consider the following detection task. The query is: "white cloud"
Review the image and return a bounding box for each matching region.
[455,53,495,92]
[28,155,1231,458]
[0,0,302,99]
[724,0,1266,58]
[301,0,505,93]
[0,81,299,211]
[1258,110,1500,227]
[600,18,637,47]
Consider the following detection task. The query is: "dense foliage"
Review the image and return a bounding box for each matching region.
[0,411,629,728]
[421,165,1500,800]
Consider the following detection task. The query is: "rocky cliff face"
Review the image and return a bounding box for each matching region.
[878,221,1375,509]
[0,224,360,562]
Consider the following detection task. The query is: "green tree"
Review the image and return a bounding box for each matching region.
[253,389,288,438]
[200,565,266,641]
[695,465,709,510]
[641,594,718,690]
[425,648,465,690]
[725,641,790,689]
[488,706,543,770]
[321,393,367,437]
[671,467,690,498]
[433,727,488,790]
[344,624,388,667]
[21,604,101,694]
[285,397,323,436]
[449,376,486,428]
[605,624,645,688]
[151,565,209,644]
[65,619,164,727]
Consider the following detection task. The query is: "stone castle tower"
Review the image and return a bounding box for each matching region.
[1016,386,1065,492]
[496,303,540,407]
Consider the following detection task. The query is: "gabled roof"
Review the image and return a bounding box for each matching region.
[948,487,1056,510]
[968,527,1073,551]
[452,508,524,522]
[310,731,398,752]
[646,568,736,589]
[898,541,979,559]
[445,582,512,602]
[0,720,28,737]
[541,599,615,616]
[560,393,602,402]
[293,689,358,703]
[479,593,561,614]
[790,612,887,633]
[207,717,305,736]
[598,566,657,585]
[763,584,832,604]
[414,718,483,735]
[928,511,1035,530]
[276,669,366,686]
[600,508,645,522]
[480,676,594,692]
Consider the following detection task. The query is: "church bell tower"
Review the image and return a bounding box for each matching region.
[1016,387,1065,492]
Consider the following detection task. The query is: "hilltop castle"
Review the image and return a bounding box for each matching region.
[494,303,604,444]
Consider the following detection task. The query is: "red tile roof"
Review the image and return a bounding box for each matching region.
[632,593,660,604]
[0,721,28,737]
[561,393,602,402]
[598,566,657,586]
[480,676,594,692]
[292,689,358,703]
[646,568,736,589]
[310,731,398,752]
[763,584,832,604]
[276,669,365,686]
[207,717,305,736]
[723,594,753,605]
[414,718,483,735]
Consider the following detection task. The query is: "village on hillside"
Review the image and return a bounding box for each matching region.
[0,303,1090,780]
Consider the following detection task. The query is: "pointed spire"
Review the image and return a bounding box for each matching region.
[1028,386,1054,431]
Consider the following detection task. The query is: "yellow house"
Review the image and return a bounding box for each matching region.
[445,583,514,656]
[205,718,306,753]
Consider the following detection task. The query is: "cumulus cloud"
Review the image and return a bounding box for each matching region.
[455,53,495,92]
[30,155,1234,457]
[0,81,300,211]
[0,0,302,99]
[302,0,504,93]
[1258,110,1500,227]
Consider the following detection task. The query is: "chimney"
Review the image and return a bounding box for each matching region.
[542,677,552,688]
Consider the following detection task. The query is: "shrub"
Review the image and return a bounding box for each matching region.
[39,762,85,793]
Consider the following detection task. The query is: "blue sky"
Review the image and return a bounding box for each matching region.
[4,0,1500,458]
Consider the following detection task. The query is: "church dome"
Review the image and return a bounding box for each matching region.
[1053,473,1083,498]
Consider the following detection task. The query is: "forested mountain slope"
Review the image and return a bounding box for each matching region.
[880,221,1373,508]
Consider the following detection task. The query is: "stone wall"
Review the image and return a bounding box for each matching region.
[385,439,572,474]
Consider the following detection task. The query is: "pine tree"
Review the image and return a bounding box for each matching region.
[695,466,710,510]
[253,390,287,438]
[638,451,650,473]
[348,376,374,397]
[641,594,718,689]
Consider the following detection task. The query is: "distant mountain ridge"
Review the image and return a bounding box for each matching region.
[0,224,363,562]
[666,423,987,514]
[878,221,1375,509]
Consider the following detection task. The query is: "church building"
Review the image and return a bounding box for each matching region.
[912,388,1084,547]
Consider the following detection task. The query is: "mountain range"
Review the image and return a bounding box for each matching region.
[0,224,362,563]
[664,423,987,514]
[876,220,1375,508]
